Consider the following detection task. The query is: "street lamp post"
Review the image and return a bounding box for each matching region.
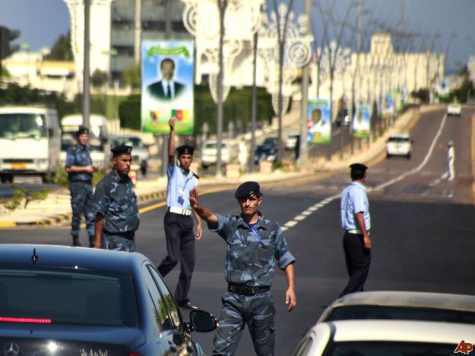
[82,0,91,129]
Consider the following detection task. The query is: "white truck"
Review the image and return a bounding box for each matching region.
[0,106,61,183]
[60,114,110,169]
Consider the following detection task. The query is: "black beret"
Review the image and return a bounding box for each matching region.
[111,144,132,157]
[235,181,262,200]
[176,144,194,156]
[77,126,89,136]
[350,163,368,172]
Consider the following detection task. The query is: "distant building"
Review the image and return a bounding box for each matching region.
[468,56,475,83]
[2,50,77,99]
[65,0,189,88]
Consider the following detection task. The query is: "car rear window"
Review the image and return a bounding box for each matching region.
[388,137,410,143]
[325,305,475,324]
[0,269,138,327]
[324,341,457,356]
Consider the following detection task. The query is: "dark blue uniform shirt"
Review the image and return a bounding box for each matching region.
[65,144,93,182]
[93,170,139,234]
[210,214,295,287]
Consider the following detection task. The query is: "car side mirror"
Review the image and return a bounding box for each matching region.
[189,309,217,333]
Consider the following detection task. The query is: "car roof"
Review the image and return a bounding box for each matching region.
[0,244,148,273]
[328,291,475,312]
[315,320,474,343]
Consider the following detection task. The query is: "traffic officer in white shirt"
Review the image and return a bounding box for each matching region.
[339,163,372,297]
[157,117,203,310]
[448,140,455,181]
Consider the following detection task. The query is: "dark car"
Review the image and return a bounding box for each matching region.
[0,244,216,355]
[254,137,279,165]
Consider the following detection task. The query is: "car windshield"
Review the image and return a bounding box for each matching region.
[388,137,410,143]
[325,305,475,324]
[263,138,277,146]
[0,113,47,139]
[0,268,138,327]
[113,137,142,148]
[324,341,456,356]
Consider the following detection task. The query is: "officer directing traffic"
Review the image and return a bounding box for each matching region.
[157,117,202,310]
[190,181,296,356]
[339,163,372,296]
[65,126,97,247]
[93,144,139,251]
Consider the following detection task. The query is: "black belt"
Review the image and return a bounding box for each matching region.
[228,283,270,296]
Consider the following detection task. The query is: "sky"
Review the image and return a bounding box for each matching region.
[0,0,474,72]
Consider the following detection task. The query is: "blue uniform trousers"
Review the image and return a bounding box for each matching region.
[69,181,95,244]
[212,291,275,356]
[103,232,136,252]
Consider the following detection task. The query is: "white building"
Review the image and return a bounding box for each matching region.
[468,56,475,83]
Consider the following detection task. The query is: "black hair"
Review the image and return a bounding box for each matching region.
[160,58,175,69]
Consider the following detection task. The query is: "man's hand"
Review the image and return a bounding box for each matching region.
[363,234,372,249]
[189,189,199,210]
[194,223,203,240]
[169,117,176,131]
[285,287,297,312]
[85,166,96,174]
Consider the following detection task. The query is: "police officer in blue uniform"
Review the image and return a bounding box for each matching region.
[340,163,372,296]
[65,126,97,247]
[157,117,202,310]
[93,144,139,252]
[190,181,297,356]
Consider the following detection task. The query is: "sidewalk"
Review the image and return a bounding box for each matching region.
[0,105,439,228]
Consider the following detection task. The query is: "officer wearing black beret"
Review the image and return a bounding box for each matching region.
[65,126,97,247]
[190,181,296,355]
[157,117,202,310]
[93,144,139,251]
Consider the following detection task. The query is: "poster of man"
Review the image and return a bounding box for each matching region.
[141,40,194,135]
[352,103,371,138]
[307,99,331,144]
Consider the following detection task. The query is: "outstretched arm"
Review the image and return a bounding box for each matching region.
[189,189,218,225]
[168,117,176,165]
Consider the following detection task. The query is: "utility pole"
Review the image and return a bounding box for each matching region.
[161,0,172,176]
[249,31,258,172]
[134,0,142,65]
[298,0,311,168]
[82,0,91,129]
[216,0,228,178]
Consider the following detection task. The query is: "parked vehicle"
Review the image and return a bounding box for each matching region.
[447,102,462,116]
[0,244,217,355]
[318,291,475,324]
[286,133,300,151]
[292,319,474,356]
[386,133,412,159]
[111,135,150,176]
[60,114,110,169]
[254,137,279,165]
[200,140,237,169]
[0,106,61,183]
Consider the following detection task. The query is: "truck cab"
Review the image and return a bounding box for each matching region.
[0,106,61,183]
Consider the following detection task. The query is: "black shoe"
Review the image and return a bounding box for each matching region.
[177,300,199,310]
[72,237,82,247]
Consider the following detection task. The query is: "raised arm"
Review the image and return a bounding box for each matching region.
[168,117,176,165]
[189,189,218,225]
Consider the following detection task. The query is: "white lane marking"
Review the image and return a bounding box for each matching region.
[429,172,449,187]
[281,114,448,232]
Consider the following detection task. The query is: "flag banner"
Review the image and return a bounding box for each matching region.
[353,103,371,138]
[141,40,194,135]
[308,98,332,144]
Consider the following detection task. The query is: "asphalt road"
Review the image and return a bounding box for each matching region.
[0,107,474,355]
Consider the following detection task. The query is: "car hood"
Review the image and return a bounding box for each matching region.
[0,324,145,354]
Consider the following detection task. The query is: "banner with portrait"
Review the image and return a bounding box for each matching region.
[307,98,331,144]
[352,103,371,138]
[141,40,194,135]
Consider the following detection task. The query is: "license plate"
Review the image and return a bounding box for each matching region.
[11,163,27,170]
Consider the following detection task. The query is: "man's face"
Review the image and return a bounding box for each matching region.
[238,194,262,217]
[178,153,193,170]
[77,133,89,146]
[161,61,175,81]
[113,154,132,175]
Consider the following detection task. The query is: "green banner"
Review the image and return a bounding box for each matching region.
[146,46,190,59]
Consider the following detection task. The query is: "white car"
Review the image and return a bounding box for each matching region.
[317,291,475,324]
[447,102,462,116]
[386,133,412,159]
[200,140,236,168]
[292,319,475,356]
